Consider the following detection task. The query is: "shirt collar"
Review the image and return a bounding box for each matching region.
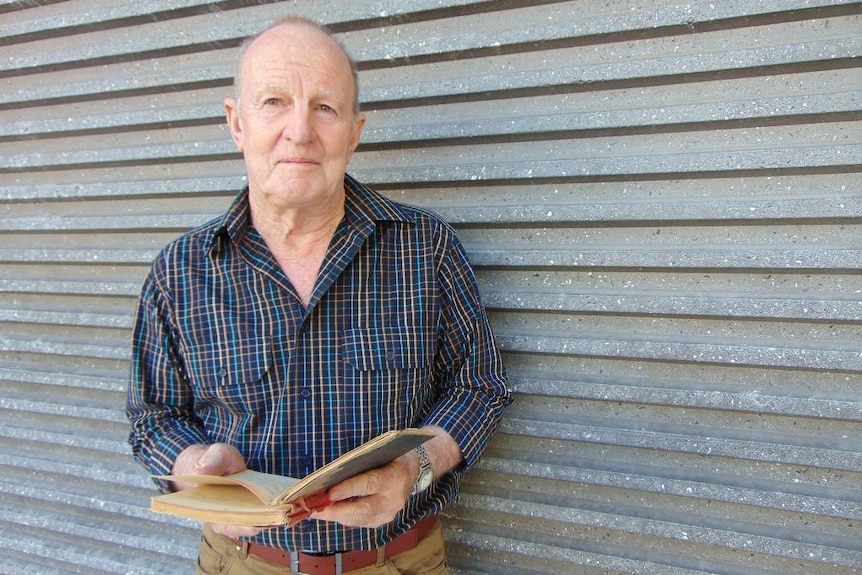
[205,175,415,255]
[342,173,415,228]
[205,187,252,255]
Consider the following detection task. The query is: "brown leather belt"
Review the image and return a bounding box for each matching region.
[229,517,437,575]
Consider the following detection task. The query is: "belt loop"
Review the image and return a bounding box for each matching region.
[290,551,299,573]
[335,552,343,575]
[233,538,248,559]
[376,546,386,567]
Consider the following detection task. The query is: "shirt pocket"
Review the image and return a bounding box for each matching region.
[341,326,433,371]
[184,336,273,409]
[341,326,435,428]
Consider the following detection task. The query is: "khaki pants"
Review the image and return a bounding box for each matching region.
[197,522,450,575]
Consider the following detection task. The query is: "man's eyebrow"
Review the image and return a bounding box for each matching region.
[253,83,289,98]
[313,87,342,103]
[247,81,348,111]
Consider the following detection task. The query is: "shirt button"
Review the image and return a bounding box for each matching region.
[217,367,227,380]
[302,455,313,467]
[300,387,312,399]
[385,350,396,362]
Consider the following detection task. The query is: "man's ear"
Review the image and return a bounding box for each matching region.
[349,112,366,155]
[224,97,244,152]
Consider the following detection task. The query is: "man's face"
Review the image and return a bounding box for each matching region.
[224,23,365,210]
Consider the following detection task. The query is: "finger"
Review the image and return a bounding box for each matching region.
[325,474,369,502]
[328,461,408,502]
[210,522,263,539]
[310,496,379,527]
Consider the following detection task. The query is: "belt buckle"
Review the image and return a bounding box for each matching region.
[291,551,344,575]
[290,551,301,574]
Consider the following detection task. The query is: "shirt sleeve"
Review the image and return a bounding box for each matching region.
[422,225,513,469]
[126,268,211,490]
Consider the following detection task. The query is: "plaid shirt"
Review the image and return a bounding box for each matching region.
[127,175,511,553]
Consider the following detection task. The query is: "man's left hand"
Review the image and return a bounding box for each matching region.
[309,453,417,528]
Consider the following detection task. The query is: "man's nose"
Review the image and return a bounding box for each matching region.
[282,106,314,142]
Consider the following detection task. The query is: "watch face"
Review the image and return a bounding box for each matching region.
[418,468,433,490]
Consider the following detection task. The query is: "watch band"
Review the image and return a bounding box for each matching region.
[412,444,433,494]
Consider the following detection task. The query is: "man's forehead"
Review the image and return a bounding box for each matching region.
[243,60,348,98]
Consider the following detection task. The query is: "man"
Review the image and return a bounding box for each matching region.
[127,15,511,575]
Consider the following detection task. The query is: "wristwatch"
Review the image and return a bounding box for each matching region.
[411,445,433,495]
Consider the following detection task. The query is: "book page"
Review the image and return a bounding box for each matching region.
[161,469,300,505]
[151,484,291,526]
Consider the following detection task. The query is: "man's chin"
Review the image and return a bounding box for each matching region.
[252,178,341,206]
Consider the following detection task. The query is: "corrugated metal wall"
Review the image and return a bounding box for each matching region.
[1,1,860,574]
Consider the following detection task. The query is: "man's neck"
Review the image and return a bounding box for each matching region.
[248,191,345,306]
[249,189,344,253]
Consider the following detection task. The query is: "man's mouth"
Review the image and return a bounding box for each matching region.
[278,156,319,166]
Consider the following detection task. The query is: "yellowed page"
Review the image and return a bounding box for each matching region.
[158,469,300,505]
[151,484,291,526]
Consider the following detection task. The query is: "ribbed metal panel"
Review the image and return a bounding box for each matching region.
[1,1,859,574]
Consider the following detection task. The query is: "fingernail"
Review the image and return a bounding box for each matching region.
[197,448,216,468]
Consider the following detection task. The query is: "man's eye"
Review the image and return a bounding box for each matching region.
[264,98,281,106]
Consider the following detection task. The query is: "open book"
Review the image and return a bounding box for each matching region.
[150,428,435,527]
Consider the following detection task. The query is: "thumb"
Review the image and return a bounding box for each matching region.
[194,443,247,476]
[195,445,224,473]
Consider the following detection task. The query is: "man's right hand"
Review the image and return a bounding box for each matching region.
[171,443,262,538]
[171,443,247,484]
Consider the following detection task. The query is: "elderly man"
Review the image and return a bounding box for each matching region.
[127,15,511,575]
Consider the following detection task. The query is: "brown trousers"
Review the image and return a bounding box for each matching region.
[197,522,450,575]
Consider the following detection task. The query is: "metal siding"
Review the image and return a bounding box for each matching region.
[0,1,859,573]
